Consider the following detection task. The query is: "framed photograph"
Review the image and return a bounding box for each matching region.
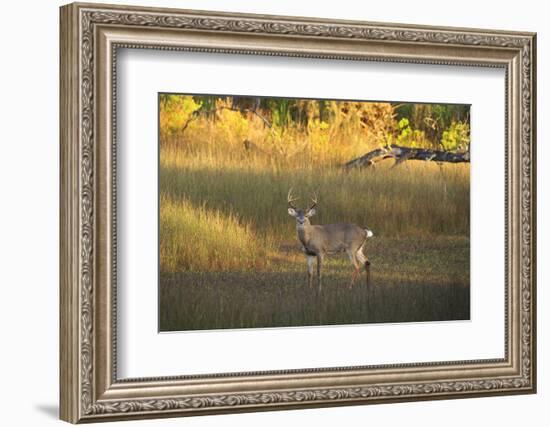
[60,2,537,423]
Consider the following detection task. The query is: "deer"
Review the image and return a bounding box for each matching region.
[287,189,373,292]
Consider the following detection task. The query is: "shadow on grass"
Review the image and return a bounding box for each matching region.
[159,270,469,332]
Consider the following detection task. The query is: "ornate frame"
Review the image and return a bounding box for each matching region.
[59,2,537,423]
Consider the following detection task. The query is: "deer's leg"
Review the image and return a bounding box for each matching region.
[306,255,315,288]
[316,254,324,292]
[356,248,371,290]
[347,250,360,289]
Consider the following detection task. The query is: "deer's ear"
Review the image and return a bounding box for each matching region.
[288,208,298,217]
[305,208,316,217]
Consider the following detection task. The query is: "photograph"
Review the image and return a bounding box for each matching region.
[158,94,471,331]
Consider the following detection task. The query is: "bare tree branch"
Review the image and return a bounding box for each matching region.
[181,106,272,133]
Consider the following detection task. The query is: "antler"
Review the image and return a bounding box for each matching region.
[308,192,318,211]
[287,188,299,209]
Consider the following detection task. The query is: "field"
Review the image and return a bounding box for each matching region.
[158,95,470,331]
[160,236,469,331]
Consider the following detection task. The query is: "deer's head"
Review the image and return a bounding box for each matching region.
[287,188,317,226]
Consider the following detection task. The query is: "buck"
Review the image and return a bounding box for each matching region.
[287,189,373,291]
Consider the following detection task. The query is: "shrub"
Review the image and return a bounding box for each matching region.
[441,121,470,151]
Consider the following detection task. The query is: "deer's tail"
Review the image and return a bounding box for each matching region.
[365,228,374,238]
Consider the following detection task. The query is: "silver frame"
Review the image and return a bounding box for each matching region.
[60,2,536,423]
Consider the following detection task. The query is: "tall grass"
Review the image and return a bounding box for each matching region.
[160,196,276,273]
[159,96,470,274]
[161,149,469,229]
[160,151,469,272]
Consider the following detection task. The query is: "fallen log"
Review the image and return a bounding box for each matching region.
[344,145,470,169]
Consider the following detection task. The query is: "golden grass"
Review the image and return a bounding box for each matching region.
[160,149,469,273]
[159,96,470,274]
[160,196,276,273]
[162,149,469,229]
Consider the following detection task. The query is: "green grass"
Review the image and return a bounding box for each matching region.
[160,236,470,331]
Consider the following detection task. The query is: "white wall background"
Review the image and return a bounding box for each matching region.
[0,0,545,426]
